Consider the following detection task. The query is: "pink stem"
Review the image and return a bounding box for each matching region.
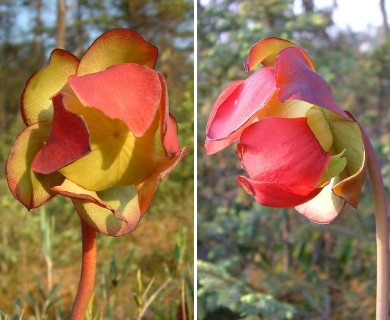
[363,129,389,320]
[70,219,97,320]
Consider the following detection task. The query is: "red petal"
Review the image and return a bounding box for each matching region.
[157,73,169,137]
[237,117,330,207]
[275,47,350,119]
[163,114,180,155]
[32,94,90,174]
[69,63,162,137]
[156,73,180,155]
[236,176,322,207]
[207,67,276,142]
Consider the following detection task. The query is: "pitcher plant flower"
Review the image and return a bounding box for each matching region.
[7,28,186,319]
[205,37,388,319]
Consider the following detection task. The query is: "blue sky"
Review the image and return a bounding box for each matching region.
[294,0,389,32]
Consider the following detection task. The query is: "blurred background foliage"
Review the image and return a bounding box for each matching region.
[198,0,390,319]
[0,0,193,318]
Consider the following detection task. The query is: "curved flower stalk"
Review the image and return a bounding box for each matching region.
[205,37,388,319]
[7,29,187,318]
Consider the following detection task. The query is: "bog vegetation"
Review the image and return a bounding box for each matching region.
[0,0,194,318]
[198,0,390,319]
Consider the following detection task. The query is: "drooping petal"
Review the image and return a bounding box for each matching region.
[205,80,244,154]
[21,49,79,126]
[58,105,157,191]
[333,165,366,208]
[207,67,276,142]
[77,28,158,75]
[53,179,141,236]
[275,47,350,119]
[236,117,330,207]
[325,111,366,207]
[69,63,162,137]
[296,177,345,224]
[137,148,187,213]
[31,94,90,174]
[6,122,64,209]
[244,37,301,72]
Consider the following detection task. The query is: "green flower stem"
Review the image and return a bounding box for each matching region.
[363,129,389,320]
[70,219,97,320]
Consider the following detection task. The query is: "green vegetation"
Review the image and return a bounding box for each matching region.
[0,0,193,318]
[198,0,390,318]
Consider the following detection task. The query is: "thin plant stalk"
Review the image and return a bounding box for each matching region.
[137,277,172,320]
[363,129,390,320]
[70,219,97,320]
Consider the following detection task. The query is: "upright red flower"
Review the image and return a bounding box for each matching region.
[7,29,187,236]
[205,37,366,223]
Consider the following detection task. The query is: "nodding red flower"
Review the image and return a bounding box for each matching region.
[7,29,186,236]
[205,37,366,224]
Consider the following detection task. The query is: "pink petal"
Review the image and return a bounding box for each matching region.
[69,63,162,137]
[205,80,244,154]
[207,67,276,142]
[237,117,330,207]
[275,47,350,119]
[32,94,90,174]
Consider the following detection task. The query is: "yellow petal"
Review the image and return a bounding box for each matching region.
[53,179,141,236]
[296,177,345,224]
[21,49,79,126]
[257,96,313,120]
[59,103,157,191]
[306,107,333,151]
[244,37,299,71]
[77,29,158,75]
[7,122,64,209]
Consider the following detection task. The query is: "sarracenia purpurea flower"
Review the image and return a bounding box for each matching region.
[205,37,366,224]
[7,28,187,236]
[205,36,389,320]
[6,28,187,319]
